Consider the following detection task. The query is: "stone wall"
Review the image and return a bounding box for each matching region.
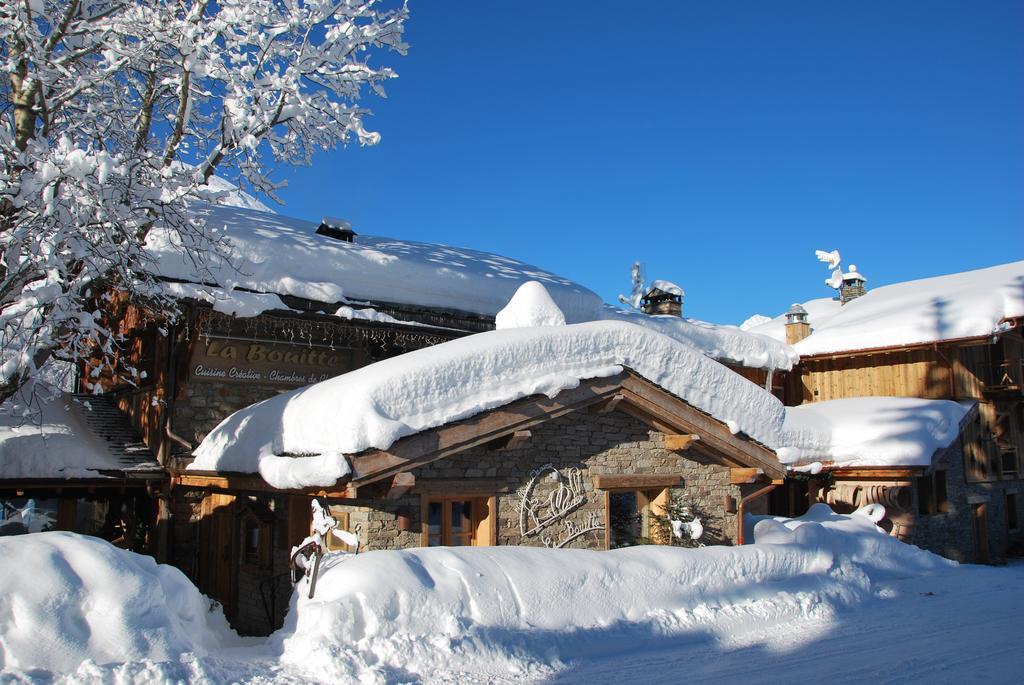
[908,439,974,562]
[328,409,753,552]
[174,380,286,448]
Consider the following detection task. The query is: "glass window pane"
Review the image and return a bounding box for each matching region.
[0,497,58,535]
[609,491,640,549]
[427,501,442,536]
[451,501,472,533]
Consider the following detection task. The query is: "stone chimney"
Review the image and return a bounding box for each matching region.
[785,303,811,344]
[641,280,684,317]
[839,265,867,304]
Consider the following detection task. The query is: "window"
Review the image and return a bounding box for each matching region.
[918,470,949,515]
[243,516,261,565]
[323,509,355,553]
[421,496,493,547]
[1001,451,1019,479]
[606,488,669,548]
[0,497,59,534]
[237,505,273,570]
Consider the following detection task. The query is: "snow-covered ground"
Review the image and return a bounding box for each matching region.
[2,507,1022,684]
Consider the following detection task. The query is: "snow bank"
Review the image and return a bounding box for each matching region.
[190,320,786,488]
[0,393,159,479]
[777,397,971,468]
[146,204,604,323]
[0,533,236,674]
[748,261,1024,354]
[599,306,798,371]
[746,503,952,574]
[273,506,951,683]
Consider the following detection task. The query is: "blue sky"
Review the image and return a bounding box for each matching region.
[274,1,1023,325]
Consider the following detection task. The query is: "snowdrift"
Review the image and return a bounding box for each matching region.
[0,532,236,674]
[273,505,953,683]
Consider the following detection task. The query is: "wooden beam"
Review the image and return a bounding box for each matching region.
[413,479,516,495]
[729,467,765,484]
[588,394,624,414]
[486,429,532,452]
[618,374,786,478]
[350,375,626,485]
[829,468,924,479]
[385,472,415,500]
[173,471,353,499]
[593,474,682,490]
[0,477,160,493]
[664,434,699,452]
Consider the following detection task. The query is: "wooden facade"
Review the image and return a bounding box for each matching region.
[776,317,1024,563]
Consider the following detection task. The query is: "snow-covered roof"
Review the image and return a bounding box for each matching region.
[146,204,605,324]
[777,397,972,469]
[0,393,161,479]
[747,261,1024,355]
[190,319,788,489]
[600,306,798,371]
[146,205,796,368]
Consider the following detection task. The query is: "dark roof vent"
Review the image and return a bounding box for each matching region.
[317,216,357,243]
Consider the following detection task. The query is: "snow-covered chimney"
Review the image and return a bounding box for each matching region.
[785,303,811,344]
[317,216,357,243]
[839,265,867,304]
[641,280,684,317]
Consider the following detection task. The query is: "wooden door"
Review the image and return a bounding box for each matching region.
[197,494,238,621]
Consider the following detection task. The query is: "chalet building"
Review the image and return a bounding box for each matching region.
[175,317,791,634]
[748,260,1024,563]
[73,204,793,634]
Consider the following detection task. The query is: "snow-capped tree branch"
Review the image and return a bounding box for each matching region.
[1,0,408,406]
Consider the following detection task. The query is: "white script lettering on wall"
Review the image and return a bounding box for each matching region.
[519,464,603,547]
